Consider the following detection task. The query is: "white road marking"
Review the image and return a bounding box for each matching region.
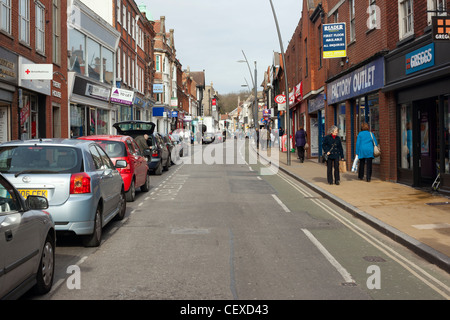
[302,228,355,284]
[272,171,450,299]
[272,194,291,213]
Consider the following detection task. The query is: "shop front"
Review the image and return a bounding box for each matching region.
[307,91,325,160]
[18,56,52,140]
[0,47,18,143]
[152,105,172,134]
[384,35,450,193]
[327,56,385,167]
[69,74,113,138]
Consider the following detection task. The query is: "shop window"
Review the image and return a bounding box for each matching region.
[445,97,449,174]
[87,38,101,81]
[356,94,380,164]
[338,103,346,156]
[400,103,413,170]
[96,109,109,135]
[70,104,86,138]
[102,47,114,85]
[69,29,86,75]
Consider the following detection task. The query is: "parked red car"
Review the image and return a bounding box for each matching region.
[78,135,150,202]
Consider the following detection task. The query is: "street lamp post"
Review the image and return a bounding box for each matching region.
[238,50,258,131]
[269,0,291,165]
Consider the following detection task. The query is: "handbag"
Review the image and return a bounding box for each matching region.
[371,133,381,158]
[304,143,309,150]
[323,141,336,162]
[339,160,347,173]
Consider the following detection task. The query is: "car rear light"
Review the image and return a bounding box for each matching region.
[70,172,91,194]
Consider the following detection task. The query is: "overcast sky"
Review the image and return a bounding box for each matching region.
[141,0,303,95]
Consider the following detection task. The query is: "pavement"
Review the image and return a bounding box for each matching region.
[256,145,450,273]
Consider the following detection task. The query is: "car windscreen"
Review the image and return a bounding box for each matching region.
[94,141,126,158]
[0,146,82,174]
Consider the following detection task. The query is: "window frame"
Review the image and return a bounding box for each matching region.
[35,1,45,54]
[19,0,30,45]
[349,0,356,42]
[52,0,61,64]
[0,0,11,34]
[399,0,414,39]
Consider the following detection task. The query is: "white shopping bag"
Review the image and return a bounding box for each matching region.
[351,155,359,173]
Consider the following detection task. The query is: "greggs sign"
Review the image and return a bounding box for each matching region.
[405,43,435,75]
[432,16,450,41]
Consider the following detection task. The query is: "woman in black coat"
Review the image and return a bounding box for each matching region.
[322,125,345,185]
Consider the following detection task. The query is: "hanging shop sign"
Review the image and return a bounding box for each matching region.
[432,16,450,41]
[153,83,164,93]
[21,63,53,80]
[323,23,347,59]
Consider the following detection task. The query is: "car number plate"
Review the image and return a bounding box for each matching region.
[18,189,48,199]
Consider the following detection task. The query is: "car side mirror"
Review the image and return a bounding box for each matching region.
[115,160,127,168]
[26,195,49,210]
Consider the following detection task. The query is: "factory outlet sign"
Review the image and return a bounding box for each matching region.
[327,57,384,105]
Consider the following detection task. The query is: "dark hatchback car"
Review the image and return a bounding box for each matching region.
[113,121,170,175]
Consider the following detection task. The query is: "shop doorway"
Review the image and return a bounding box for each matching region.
[414,99,438,187]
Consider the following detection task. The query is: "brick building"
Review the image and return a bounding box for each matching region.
[152,17,177,134]
[383,0,450,193]
[272,0,449,193]
[0,0,68,141]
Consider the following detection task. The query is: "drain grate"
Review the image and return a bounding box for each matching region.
[363,256,386,263]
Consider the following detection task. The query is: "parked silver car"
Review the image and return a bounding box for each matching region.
[0,139,126,247]
[0,173,55,300]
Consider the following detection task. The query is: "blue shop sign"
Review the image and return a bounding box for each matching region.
[152,107,165,117]
[327,57,384,105]
[406,43,435,75]
[308,94,325,114]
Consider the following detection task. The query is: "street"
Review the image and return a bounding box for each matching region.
[28,140,450,301]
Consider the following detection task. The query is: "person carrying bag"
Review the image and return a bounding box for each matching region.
[356,123,379,182]
[322,125,345,185]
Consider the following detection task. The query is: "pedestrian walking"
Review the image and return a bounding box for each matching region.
[322,125,344,185]
[356,122,379,182]
[260,126,268,151]
[295,127,307,162]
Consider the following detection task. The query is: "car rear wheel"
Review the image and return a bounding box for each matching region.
[163,157,170,171]
[115,188,126,221]
[83,206,102,247]
[155,160,163,175]
[126,180,136,202]
[34,234,55,295]
[141,174,150,192]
